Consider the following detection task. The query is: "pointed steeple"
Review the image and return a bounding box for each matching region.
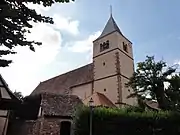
[96,14,122,40]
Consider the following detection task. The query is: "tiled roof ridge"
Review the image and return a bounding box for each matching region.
[83,92,116,107]
[31,63,93,95]
[96,92,115,106]
[82,91,99,102]
[0,74,21,101]
[41,92,79,98]
[41,63,93,84]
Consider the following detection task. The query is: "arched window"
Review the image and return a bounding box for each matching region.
[105,40,109,49]
[103,42,106,47]
[100,43,103,52]
[106,40,109,45]
[60,121,71,135]
[123,42,128,52]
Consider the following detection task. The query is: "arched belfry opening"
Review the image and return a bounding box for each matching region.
[60,121,71,135]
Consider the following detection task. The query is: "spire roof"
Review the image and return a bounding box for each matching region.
[97,15,122,40]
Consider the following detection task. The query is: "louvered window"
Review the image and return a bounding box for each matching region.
[100,40,110,52]
[123,42,128,53]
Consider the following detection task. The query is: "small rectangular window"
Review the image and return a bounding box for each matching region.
[0,110,7,117]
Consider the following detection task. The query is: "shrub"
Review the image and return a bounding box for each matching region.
[74,106,180,135]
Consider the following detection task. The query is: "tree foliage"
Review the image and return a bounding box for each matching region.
[74,106,180,135]
[126,56,180,111]
[166,74,180,111]
[0,0,74,67]
[13,91,23,99]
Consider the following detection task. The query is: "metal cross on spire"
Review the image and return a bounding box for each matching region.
[110,5,112,17]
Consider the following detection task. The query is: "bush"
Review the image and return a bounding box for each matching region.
[74,106,180,135]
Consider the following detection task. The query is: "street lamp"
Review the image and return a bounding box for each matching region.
[89,98,94,135]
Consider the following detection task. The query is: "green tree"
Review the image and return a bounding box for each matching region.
[165,74,180,111]
[126,56,180,111]
[0,0,74,67]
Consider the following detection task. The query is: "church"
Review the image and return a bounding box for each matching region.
[31,13,136,107]
[0,12,138,135]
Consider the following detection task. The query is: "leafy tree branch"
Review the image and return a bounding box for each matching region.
[0,0,74,67]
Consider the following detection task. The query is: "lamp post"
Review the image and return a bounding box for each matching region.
[89,98,94,135]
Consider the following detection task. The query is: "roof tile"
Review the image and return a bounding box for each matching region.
[83,92,116,107]
[31,63,93,95]
[96,15,122,40]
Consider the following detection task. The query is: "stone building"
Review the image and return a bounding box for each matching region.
[31,14,136,107]
[7,93,82,135]
[0,75,82,135]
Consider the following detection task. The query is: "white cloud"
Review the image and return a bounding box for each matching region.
[0,23,62,96]
[172,60,180,73]
[67,31,101,53]
[53,14,79,35]
[26,3,51,14]
[27,3,80,36]
[163,60,180,89]
[0,2,99,96]
[66,31,101,64]
[174,60,180,66]
[0,1,82,96]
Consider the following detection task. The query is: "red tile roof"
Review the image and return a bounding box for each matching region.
[31,63,93,96]
[83,92,116,107]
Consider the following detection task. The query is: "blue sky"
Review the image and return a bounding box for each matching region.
[1,0,180,95]
[55,0,180,64]
[79,0,180,63]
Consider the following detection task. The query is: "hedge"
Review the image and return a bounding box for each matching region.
[74,106,180,135]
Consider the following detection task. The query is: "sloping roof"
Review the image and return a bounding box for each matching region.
[0,74,21,110]
[83,92,116,107]
[41,93,83,117]
[96,15,122,40]
[0,74,19,100]
[31,63,93,95]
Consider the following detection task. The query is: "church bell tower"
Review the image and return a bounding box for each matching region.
[92,13,136,106]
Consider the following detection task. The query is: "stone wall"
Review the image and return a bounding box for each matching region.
[7,117,72,135]
[39,118,72,135]
[7,119,37,135]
